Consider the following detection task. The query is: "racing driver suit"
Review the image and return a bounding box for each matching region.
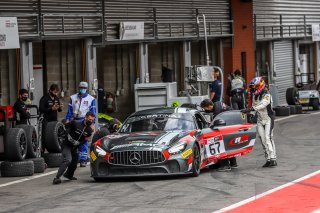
[251,89,277,167]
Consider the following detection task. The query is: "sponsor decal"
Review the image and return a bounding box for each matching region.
[181,148,193,158]
[130,140,146,144]
[90,151,97,161]
[207,136,222,144]
[110,143,161,150]
[229,135,249,146]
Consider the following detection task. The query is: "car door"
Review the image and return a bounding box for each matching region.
[218,124,256,156]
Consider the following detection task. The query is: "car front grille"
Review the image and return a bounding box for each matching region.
[109,150,165,166]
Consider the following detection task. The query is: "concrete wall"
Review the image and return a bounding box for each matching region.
[96,44,137,121]
[0,50,9,105]
[32,40,84,120]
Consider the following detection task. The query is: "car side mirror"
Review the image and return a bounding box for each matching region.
[210,119,226,129]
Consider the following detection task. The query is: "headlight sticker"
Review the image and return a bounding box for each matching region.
[90,151,97,161]
[181,148,193,158]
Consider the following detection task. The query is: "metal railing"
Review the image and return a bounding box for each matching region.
[0,14,40,38]
[254,14,313,41]
[42,13,103,37]
[105,19,233,43]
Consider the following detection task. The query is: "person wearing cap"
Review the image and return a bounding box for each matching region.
[65,81,96,167]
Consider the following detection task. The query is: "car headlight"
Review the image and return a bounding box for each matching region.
[96,146,107,157]
[168,142,187,154]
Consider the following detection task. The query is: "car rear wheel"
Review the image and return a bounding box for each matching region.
[190,143,200,177]
[311,99,319,110]
[286,87,297,105]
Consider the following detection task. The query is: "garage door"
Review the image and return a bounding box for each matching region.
[273,40,294,105]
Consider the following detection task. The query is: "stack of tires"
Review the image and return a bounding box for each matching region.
[1,126,44,177]
[42,121,64,168]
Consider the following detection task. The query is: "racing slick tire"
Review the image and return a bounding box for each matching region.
[29,157,46,173]
[311,99,319,111]
[288,105,296,115]
[274,106,290,116]
[16,125,40,158]
[286,87,297,105]
[44,121,65,153]
[295,105,303,114]
[190,143,201,177]
[43,153,63,168]
[1,160,34,177]
[92,127,110,144]
[5,128,27,161]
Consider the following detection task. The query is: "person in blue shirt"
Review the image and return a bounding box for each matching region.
[210,68,222,103]
[65,81,96,167]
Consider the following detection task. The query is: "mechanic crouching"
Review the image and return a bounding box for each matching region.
[53,112,95,184]
[242,77,277,168]
[200,99,238,171]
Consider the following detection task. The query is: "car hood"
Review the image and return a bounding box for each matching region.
[103,130,192,151]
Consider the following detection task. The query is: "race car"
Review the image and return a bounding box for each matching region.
[90,107,256,180]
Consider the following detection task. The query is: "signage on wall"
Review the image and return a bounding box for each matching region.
[120,22,144,40]
[312,24,320,41]
[0,17,19,49]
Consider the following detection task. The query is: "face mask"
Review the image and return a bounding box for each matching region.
[86,120,92,126]
[50,92,56,97]
[21,97,28,102]
[79,89,87,94]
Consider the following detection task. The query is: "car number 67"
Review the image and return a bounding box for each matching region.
[206,141,226,157]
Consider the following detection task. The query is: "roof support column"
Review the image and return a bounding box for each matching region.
[20,41,34,100]
[139,43,148,83]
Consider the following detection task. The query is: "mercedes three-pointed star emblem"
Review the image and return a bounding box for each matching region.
[129,152,141,165]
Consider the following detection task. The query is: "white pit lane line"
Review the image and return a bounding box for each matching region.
[0,170,57,188]
[213,170,320,213]
[213,111,320,213]
[0,111,319,189]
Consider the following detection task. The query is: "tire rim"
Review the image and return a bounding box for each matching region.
[57,125,65,147]
[193,145,200,172]
[20,133,27,158]
[31,130,40,157]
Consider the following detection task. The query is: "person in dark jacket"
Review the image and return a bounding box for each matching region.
[53,111,95,184]
[209,68,222,103]
[39,84,64,122]
[39,84,64,153]
[200,99,238,171]
[13,89,31,125]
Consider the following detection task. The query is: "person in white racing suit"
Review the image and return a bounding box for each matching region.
[242,77,277,167]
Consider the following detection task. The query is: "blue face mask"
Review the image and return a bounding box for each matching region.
[79,89,87,94]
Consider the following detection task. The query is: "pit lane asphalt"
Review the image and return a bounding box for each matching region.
[0,111,320,213]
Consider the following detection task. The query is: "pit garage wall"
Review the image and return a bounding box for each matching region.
[96,45,137,121]
[0,50,9,105]
[0,49,17,106]
[32,40,84,120]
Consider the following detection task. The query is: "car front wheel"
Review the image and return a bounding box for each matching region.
[190,143,201,177]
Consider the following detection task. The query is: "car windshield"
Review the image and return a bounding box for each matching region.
[119,113,196,133]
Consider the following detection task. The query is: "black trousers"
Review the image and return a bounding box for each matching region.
[220,157,237,167]
[231,94,245,110]
[56,143,79,178]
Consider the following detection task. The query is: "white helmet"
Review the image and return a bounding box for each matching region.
[79,81,88,88]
